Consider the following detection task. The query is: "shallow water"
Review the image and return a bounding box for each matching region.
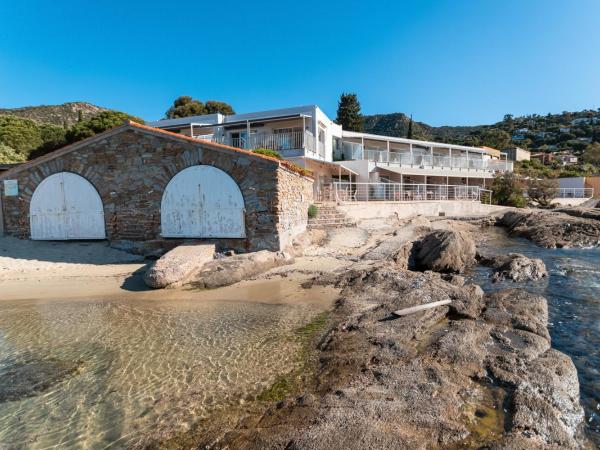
[470,228,600,445]
[0,281,332,449]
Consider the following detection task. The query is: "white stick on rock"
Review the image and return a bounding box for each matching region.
[392,300,452,317]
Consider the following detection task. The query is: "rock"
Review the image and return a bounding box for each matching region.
[483,289,550,341]
[143,244,215,288]
[413,230,476,273]
[478,252,547,282]
[500,210,600,248]
[189,250,294,289]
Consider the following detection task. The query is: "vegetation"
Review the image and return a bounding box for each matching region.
[65,110,143,143]
[252,148,282,159]
[336,93,363,132]
[308,204,318,219]
[0,143,26,164]
[165,96,235,119]
[526,177,559,207]
[491,173,527,207]
[0,109,143,162]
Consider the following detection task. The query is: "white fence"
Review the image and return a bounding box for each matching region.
[554,188,594,199]
[208,131,315,153]
[332,182,493,204]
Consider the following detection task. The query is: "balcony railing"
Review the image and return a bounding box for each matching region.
[362,149,512,172]
[554,188,594,198]
[205,131,315,154]
[332,181,493,204]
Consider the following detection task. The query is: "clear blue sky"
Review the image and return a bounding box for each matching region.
[1,0,599,125]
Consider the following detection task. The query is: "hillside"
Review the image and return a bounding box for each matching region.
[0,102,107,127]
[363,108,600,153]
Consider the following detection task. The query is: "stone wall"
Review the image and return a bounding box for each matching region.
[275,166,314,249]
[0,124,314,252]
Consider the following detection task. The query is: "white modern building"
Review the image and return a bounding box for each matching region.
[149,105,513,203]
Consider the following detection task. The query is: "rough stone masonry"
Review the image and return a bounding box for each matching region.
[0,122,314,252]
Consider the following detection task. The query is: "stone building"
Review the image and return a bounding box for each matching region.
[0,122,313,252]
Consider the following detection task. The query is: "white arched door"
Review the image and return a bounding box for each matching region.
[161,165,245,238]
[30,172,106,240]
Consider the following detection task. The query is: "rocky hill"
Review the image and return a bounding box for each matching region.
[0,102,107,127]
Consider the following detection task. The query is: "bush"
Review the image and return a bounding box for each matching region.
[308,204,318,219]
[491,172,527,207]
[252,148,282,159]
[66,110,143,143]
[0,143,26,163]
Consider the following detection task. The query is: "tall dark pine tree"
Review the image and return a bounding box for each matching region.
[336,93,363,131]
[407,115,413,139]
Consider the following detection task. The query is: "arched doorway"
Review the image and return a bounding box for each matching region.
[161,165,245,238]
[30,172,106,240]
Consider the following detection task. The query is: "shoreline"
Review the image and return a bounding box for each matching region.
[0,209,598,448]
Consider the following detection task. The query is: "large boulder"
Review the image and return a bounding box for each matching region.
[413,230,476,273]
[143,244,215,288]
[188,250,294,289]
[478,252,548,282]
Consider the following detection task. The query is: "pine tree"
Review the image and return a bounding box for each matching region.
[336,93,363,131]
[77,110,83,122]
[407,115,413,139]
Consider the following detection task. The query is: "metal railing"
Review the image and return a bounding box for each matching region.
[332,182,493,204]
[206,131,315,153]
[554,188,594,198]
[361,149,513,172]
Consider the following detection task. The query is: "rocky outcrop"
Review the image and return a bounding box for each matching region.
[206,265,587,449]
[413,229,476,273]
[188,250,294,289]
[478,252,548,282]
[143,244,215,288]
[500,210,600,248]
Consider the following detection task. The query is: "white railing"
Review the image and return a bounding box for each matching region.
[348,148,512,172]
[206,131,315,153]
[554,188,594,198]
[332,182,493,204]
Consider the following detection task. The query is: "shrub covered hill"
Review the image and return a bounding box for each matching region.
[0,103,142,164]
[364,108,600,153]
[0,102,107,127]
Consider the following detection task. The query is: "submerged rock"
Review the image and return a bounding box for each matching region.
[478,252,548,282]
[0,356,83,403]
[413,229,476,273]
[144,244,216,288]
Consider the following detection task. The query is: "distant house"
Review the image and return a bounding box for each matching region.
[559,127,571,133]
[512,135,526,141]
[531,152,555,165]
[571,117,600,125]
[514,128,529,134]
[505,146,531,162]
[577,137,592,143]
[556,153,578,165]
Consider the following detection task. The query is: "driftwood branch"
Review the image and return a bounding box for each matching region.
[392,300,451,317]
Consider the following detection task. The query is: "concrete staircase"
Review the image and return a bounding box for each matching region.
[307,203,356,229]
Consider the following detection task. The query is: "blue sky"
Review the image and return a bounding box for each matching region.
[1,0,599,125]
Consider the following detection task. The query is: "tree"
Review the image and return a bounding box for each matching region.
[66,110,143,143]
[407,115,414,139]
[205,100,235,115]
[0,115,43,156]
[526,176,558,207]
[0,143,26,163]
[336,93,363,131]
[165,96,206,119]
[491,172,527,207]
[480,128,511,150]
[582,142,600,164]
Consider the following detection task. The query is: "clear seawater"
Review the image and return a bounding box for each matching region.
[469,227,600,446]
[0,286,328,449]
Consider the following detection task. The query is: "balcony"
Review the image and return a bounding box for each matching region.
[199,131,316,157]
[337,143,513,172]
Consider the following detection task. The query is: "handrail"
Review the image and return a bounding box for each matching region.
[199,131,315,153]
[554,188,594,199]
[332,181,493,203]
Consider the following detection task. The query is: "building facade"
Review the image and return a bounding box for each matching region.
[0,122,313,251]
[150,105,513,203]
